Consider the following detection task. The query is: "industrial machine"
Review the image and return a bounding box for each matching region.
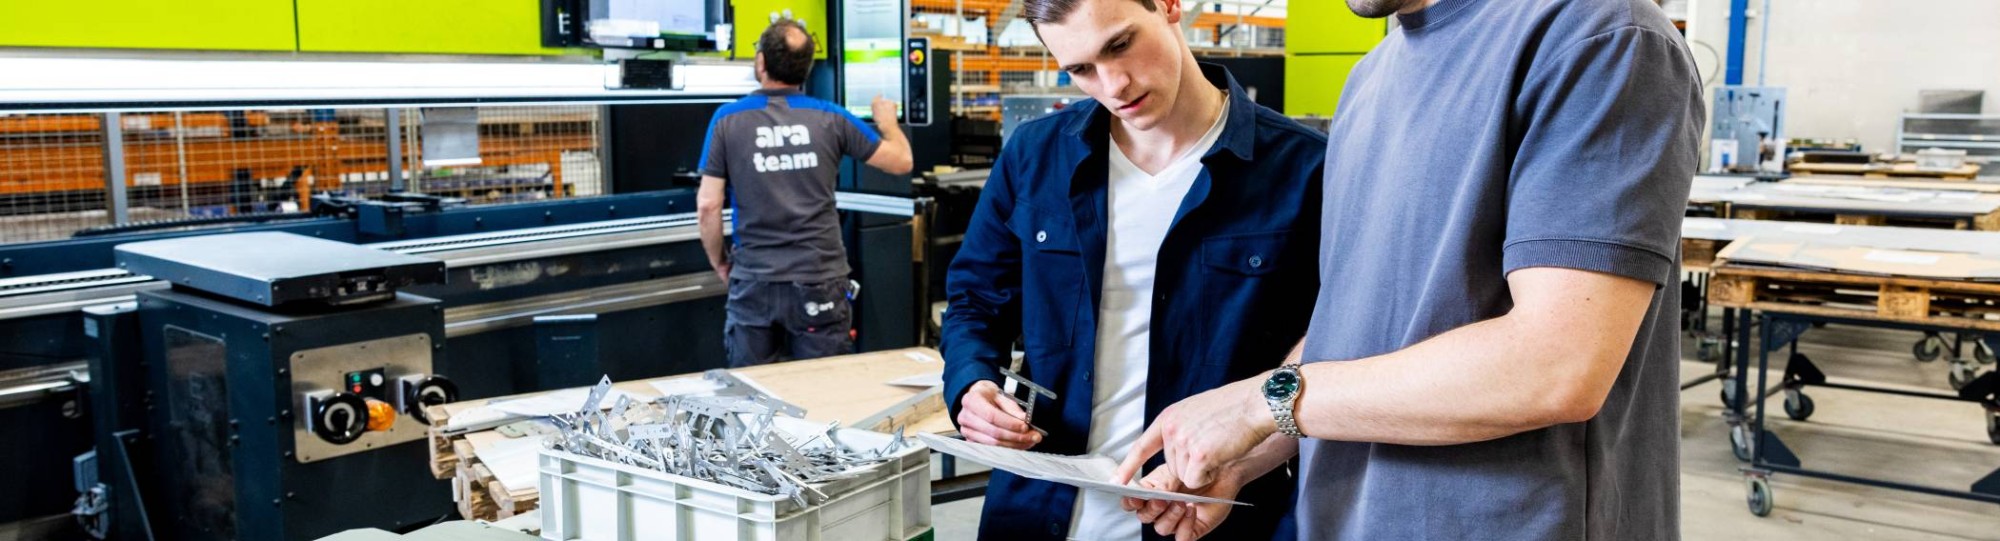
[1709,86,1788,175]
[0,187,918,539]
[75,232,462,540]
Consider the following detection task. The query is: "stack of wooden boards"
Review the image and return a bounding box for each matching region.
[422,348,955,522]
[1693,175,2000,231]
[1682,216,2000,330]
[1790,161,1982,181]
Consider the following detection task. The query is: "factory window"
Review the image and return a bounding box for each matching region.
[0,105,604,244]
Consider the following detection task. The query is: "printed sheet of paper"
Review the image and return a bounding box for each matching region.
[649,377,726,398]
[886,372,944,388]
[916,433,1246,506]
[486,387,636,418]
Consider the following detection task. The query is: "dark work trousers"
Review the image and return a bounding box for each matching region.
[724,278,854,367]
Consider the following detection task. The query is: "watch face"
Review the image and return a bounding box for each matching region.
[1263,369,1299,400]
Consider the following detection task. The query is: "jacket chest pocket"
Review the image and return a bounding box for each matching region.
[1198,230,1296,367]
[1201,231,1287,276]
[1008,199,1082,347]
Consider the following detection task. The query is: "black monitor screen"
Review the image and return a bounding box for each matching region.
[548,0,726,50]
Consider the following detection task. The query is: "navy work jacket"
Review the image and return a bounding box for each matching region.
[940,64,1326,541]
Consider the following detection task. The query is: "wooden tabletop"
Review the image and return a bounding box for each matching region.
[435,347,956,437]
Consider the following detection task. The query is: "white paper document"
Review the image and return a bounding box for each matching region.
[486,387,636,418]
[887,372,944,388]
[916,433,1247,506]
[649,377,726,398]
[475,433,546,491]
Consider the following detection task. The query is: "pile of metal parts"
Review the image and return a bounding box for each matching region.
[543,375,910,507]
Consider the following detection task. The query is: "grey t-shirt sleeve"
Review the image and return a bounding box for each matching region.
[830,108,885,162]
[699,109,730,178]
[1502,26,1700,288]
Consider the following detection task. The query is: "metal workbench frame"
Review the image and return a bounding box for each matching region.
[1726,310,2000,516]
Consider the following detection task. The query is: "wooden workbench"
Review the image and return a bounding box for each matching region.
[425,347,955,520]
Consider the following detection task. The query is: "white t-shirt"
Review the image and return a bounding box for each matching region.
[1068,101,1229,541]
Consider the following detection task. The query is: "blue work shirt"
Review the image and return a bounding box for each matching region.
[940,64,1326,541]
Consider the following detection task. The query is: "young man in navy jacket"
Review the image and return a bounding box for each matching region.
[937,0,1327,537]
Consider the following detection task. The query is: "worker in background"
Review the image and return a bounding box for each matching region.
[937,0,1327,536]
[697,19,913,368]
[1117,0,1703,539]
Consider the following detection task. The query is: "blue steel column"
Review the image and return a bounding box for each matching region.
[1726,0,1748,85]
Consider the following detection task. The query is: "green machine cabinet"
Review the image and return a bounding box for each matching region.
[1283,2,1386,117]
[296,0,568,55]
[0,0,296,51]
[731,0,830,60]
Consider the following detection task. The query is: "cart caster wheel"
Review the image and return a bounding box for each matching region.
[1730,424,1753,462]
[1987,414,2000,446]
[1746,478,1774,517]
[1720,383,1739,409]
[1697,338,1722,363]
[1915,335,1947,363]
[1977,342,1996,366]
[1949,363,1978,391]
[1783,393,1815,421]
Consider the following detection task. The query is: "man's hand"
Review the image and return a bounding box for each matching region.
[1120,466,1244,541]
[713,261,731,283]
[871,95,899,125]
[956,380,1042,449]
[1115,376,1273,490]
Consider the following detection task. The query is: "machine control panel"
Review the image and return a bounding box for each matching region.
[290,333,451,463]
[306,392,370,445]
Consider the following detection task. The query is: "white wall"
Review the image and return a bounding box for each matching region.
[1687,0,2000,154]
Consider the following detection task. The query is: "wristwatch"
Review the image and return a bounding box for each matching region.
[1264,363,1305,438]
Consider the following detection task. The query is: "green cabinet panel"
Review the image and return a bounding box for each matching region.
[0,0,294,51]
[1285,1,1385,54]
[730,0,830,60]
[296,0,568,55]
[1285,54,1363,117]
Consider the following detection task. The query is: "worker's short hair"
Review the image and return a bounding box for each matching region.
[757,19,815,86]
[1022,0,1159,28]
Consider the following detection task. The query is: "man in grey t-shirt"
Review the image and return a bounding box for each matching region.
[1114,0,1702,538]
[697,19,913,367]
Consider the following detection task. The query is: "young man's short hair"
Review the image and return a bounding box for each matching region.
[1021,0,1159,27]
[757,19,815,86]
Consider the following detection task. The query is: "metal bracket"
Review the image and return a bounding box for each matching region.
[997,366,1056,437]
[1763,319,1814,354]
[1974,466,2000,497]
[1782,352,1826,387]
[704,369,807,418]
[1756,429,1802,469]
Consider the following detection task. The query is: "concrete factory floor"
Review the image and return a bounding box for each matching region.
[934,320,2000,540]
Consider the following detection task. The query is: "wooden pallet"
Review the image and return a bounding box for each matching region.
[1683,238,1723,268]
[1707,265,2000,331]
[1791,162,1983,181]
[1730,207,2000,231]
[420,349,955,521]
[426,405,459,480]
[451,442,538,521]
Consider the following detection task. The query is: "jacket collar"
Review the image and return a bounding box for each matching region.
[1057,62,1257,162]
[753,86,805,96]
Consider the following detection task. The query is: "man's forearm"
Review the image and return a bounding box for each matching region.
[697,211,727,268]
[874,118,905,144]
[1223,434,1298,486]
[1292,310,1627,446]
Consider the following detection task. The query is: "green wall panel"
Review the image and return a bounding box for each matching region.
[731,0,830,60]
[0,0,295,51]
[1284,54,1363,117]
[1285,1,1385,54]
[296,0,568,55]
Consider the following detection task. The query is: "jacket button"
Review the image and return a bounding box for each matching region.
[1048,522,1061,535]
[1036,230,1048,243]
[1248,255,1264,268]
